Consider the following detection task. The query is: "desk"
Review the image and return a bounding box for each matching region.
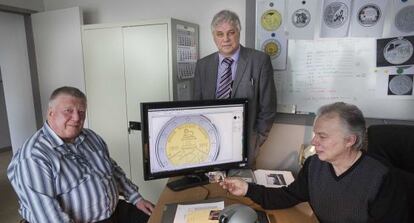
[148,182,319,223]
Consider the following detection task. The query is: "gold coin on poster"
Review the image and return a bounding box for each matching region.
[262,39,281,59]
[261,9,282,31]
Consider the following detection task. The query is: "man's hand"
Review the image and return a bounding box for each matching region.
[219,177,249,196]
[135,198,155,216]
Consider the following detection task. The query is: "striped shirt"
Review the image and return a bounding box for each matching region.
[7,123,142,223]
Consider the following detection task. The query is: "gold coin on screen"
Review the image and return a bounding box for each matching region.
[261,9,282,31]
[165,123,211,166]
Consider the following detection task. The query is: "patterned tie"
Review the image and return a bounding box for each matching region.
[216,57,234,99]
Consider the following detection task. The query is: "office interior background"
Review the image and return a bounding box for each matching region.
[1,0,414,221]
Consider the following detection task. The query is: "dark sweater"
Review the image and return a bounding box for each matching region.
[246,153,409,223]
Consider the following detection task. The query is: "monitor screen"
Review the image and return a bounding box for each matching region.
[141,99,248,190]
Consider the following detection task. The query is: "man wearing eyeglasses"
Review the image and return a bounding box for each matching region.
[8,86,153,223]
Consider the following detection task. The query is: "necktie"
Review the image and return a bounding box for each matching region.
[216,57,234,99]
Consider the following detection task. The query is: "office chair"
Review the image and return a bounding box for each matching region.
[367,124,414,220]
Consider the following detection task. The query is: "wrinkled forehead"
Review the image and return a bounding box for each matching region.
[213,20,239,32]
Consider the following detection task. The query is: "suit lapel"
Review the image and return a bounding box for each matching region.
[207,53,219,99]
[232,46,248,97]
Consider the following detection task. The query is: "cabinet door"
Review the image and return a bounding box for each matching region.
[83,27,132,177]
[123,24,170,203]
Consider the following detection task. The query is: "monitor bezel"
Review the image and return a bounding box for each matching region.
[141,98,249,181]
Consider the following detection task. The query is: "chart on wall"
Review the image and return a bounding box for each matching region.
[276,38,414,121]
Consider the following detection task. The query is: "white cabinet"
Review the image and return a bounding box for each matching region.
[82,19,199,203]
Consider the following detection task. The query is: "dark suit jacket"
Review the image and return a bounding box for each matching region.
[193,46,277,165]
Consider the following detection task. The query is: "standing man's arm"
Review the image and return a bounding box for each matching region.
[256,55,277,146]
[9,154,72,223]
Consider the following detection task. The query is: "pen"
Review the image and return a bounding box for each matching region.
[250,77,254,86]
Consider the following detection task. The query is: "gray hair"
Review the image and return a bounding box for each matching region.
[317,102,366,150]
[48,86,87,108]
[211,10,241,33]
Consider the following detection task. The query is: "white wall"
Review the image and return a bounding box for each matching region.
[0,0,43,11]
[32,7,85,120]
[42,0,245,58]
[0,11,37,153]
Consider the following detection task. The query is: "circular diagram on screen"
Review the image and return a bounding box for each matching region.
[389,75,413,95]
[383,38,413,65]
[323,2,349,28]
[155,115,220,168]
[261,39,281,59]
[292,8,311,28]
[395,5,414,33]
[261,9,282,31]
[358,4,381,27]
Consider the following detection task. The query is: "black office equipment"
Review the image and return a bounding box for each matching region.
[141,99,248,191]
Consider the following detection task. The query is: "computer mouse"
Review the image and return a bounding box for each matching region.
[219,204,258,223]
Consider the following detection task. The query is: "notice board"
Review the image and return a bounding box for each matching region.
[276,38,414,121]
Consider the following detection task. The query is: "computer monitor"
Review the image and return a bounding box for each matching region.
[141,98,248,191]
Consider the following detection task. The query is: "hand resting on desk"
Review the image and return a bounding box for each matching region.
[136,198,155,216]
[219,177,249,197]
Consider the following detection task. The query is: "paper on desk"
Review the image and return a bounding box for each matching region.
[254,169,294,188]
[173,201,224,223]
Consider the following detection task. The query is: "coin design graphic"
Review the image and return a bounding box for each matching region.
[156,115,219,167]
[358,4,381,27]
[261,39,281,59]
[292,8,311,28]
[261,9,282,31]
[389,75,413,95]
[324,2,349,28]
[395,5,414,33]
[383,38,413,65]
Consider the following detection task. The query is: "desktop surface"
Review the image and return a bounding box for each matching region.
[149,178,319,223]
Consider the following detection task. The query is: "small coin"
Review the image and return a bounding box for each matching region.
[383,38,413,65]
[261,9,282,31]
[358,4,381,27]
[395,5,414,33]
[292,8,311,28]
[323,2,349,28]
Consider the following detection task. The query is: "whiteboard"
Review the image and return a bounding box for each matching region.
[276,38,414,121]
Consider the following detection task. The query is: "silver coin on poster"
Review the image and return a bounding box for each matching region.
[388,75,413,95]
[358,4,381,27]
[155,115,220,168]
[323,2,349,28]
[292,8,311,28]
[395,5,414,33]
[383,38,414,65]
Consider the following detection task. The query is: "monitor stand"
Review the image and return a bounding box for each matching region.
[167,174,209,191]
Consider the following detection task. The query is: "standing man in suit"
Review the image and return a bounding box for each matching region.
[194,10,277,167]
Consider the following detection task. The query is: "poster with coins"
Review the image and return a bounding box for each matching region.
[375,66,414,99]
[256,0,288,70]
[320,0,352,37]
[376,36,414,67]
[349,0,388,37]
[388,0,414,37]
[286,0,318,40]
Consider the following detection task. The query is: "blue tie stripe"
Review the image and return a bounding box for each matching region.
[217,58,234,99]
